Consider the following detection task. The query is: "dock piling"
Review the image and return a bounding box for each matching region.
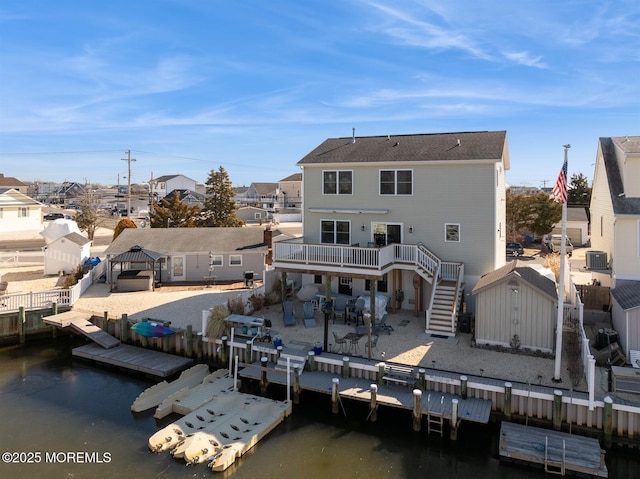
[553,389,563,431]
[451,398,459,440]
[331,378,340,414]
[413,389,422,431]
[293,364,301,404]
[369,384,378,422]
[504,382,512,420]
[460,375,468,399]
[342,357,350,379]
[604,396,613,448]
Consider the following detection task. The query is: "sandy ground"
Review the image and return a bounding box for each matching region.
[0,231,622,398]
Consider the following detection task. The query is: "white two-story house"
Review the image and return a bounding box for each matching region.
[273,130,510,335]
[590,136,640,287]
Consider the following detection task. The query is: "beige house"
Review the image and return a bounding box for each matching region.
[278,173,302,211]
[610,282,640,363]
[589,136,640,288]
[0,188,43,233]
[272,130,510,335]
[472,261,558,353]
[0,174,28,194]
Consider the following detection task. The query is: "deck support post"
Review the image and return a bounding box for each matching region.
[260,356,269,396]
[120,313,128,342]
[307,351,315,372]
[220,336,228,365]
[451,398,459,440]
[293,364,301,404]
[342,357,350,378]
[553,389,563,431]
[19,306,25,345]
[245,340,252,364]
[52,302,58,315]
[331,378,340,414]
[412,389,422,431]
[460,375,468,399]
[186,325,193,357]
[504,382,512,420]
[418,368,426,390]
[140,319,148,348]
[603,396,613,448]
[369,384,378,422]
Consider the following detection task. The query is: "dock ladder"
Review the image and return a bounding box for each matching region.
[426,394,444,438]
[544,436,566,475]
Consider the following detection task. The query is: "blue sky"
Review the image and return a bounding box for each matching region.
[1,1,638,188]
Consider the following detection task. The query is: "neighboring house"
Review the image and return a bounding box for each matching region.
[42,232,92,276]
[242,182,279,211]
[237,206,272,224]
[472,261,558,353]
[549,207,589,246]
[610,282,640,364]
[163,189,206,209]
[54,182,85,205]
[589,136,640,287]
[151,174,198,201]
[278,173,302,211]
[272,130,510,335]
[0,188,43,233]
[0,174,28,194]
[104,227,270,285]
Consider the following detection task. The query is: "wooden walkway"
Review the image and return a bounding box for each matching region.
[499,421,608,477]
[239,361,492,424]
[73,343,193,377]
[43,310,120,349]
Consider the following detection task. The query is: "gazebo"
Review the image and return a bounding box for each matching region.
[109,245,163,292]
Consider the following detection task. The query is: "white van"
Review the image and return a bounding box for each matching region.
[544,234,573,256]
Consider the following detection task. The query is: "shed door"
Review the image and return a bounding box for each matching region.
[171,255,186,281]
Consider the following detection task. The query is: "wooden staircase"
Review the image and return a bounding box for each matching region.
[426,281,464,336]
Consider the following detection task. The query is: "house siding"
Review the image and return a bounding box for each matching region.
[183,253,265,282]
[590,144,616,259]
[611,302,640,362]
[614,218,640,280]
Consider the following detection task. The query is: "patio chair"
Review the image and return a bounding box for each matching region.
[347,297,365,325]
[332,297,349,324]
[365,334,379,356]
[303,301,317,328]
[372,313,393,335]
[332,332,347,354]
[283,300,296,327]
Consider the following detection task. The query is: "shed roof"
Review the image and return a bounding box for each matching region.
[298,131,508,167]
[105,227,268,256]
[611,282,640,311]
[472,260,558,300]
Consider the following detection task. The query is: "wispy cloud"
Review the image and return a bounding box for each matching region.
[502,51,548,69]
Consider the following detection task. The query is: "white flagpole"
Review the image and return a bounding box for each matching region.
[553,144,570,382]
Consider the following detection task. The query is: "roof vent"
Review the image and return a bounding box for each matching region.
[352,127,356,144]
[457,139,461,146]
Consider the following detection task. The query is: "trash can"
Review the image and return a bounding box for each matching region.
[244,271,254,287]
[458,313,471,334]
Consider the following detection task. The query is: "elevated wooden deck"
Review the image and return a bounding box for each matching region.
[73,343,193,377]
[43,310,120,349]
[499,421,608,477]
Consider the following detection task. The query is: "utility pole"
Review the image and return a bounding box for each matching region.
[121,150,136,216]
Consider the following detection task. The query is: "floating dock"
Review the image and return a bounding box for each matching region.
[148,388,292,471]
[73,343,193,377]
[131,363,212,412]
[499,421,608,477]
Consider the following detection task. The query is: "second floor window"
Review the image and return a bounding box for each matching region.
[321,220,350,244]
[323,170,352,195]
[19,208,29,217]
[380,169,412,195]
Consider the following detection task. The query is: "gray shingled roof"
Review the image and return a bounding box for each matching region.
[61,232,92,246]
[297,131,507,165]
[105,227,268,256]
[611,282,640,311]
[472,260,558,300]
[280,173,302,182]
[110,245,162,263]
[600,137,640,216]
[566,207,588,222]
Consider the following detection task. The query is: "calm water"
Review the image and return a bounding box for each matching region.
[0,338,637,479]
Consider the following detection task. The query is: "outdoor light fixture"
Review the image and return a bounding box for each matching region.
[361,224,366,231]
[409,225,414,233]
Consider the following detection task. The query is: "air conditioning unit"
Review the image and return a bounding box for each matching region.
[586,251,608,270]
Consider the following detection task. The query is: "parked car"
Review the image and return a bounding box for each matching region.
[506,242,524,257]
[43,212,64,221]
[543,234,573,257]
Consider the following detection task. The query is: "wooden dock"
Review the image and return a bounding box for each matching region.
[239,359,492,424]
[43,310,120,349]
[73,343,193,377]
[499,421,608,477]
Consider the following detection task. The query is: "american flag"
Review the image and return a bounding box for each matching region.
[552,158,568,203]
